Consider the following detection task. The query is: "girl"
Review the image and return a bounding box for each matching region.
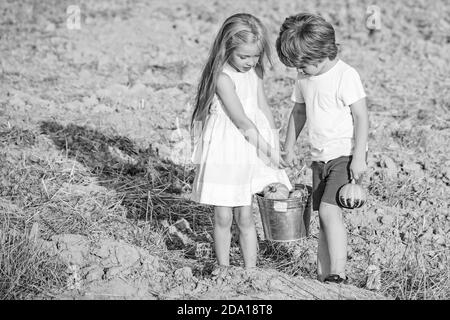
[190,13,292,269]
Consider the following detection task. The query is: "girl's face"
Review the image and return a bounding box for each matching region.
[228,42,261,73]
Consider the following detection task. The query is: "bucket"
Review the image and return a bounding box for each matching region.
[256,183,312,242]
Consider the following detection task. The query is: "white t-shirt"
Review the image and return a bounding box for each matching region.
[291,59,366,162]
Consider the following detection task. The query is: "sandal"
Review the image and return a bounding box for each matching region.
[324,274,349,284]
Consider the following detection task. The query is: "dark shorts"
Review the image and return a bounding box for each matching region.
[311,155,352,211]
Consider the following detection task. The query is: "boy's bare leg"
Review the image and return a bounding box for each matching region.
[318,202,347,279]
[317,219,331,281]
[234,205,257,268]
[214,206,233,266]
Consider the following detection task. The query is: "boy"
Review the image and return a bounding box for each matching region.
[276,13,369,283]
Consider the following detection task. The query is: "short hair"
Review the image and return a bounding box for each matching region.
[276,13,338,68]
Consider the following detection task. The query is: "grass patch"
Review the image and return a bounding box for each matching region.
[0,218,67,300]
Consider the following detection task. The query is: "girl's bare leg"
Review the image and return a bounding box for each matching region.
[214,206,233,266]
[234,205,257,268]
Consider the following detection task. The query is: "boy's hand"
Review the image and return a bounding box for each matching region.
[350,157,367,181]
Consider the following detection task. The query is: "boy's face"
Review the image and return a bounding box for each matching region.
[228,42,261,73]
[297,59,328,77]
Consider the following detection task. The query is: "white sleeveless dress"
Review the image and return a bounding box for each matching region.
[190,63,292,207]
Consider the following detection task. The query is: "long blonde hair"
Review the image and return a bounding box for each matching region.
[191,13,272,129]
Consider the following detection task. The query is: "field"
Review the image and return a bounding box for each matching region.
[0,0,449,300]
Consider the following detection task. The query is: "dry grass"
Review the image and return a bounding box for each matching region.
[254,162,449,300]
[359,167,449,299]
[258,239,317,278]
[381,252,449,300]
[2,121,449,300]
[1,0,449,300]
[0,123,182,299]
[38,121,213,231]
[0,213,67,300]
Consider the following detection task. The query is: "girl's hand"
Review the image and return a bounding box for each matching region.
[350,157,367,181]
[280,147,296,168]
[258,146,286,169]
[270,148,288,169]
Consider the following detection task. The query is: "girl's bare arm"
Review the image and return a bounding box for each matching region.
[216,72,285,167]
[256,77,277,129]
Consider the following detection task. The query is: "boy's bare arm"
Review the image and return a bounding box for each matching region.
[281,102,306,167]
[284,102,306,150]
[350,97,369,179]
